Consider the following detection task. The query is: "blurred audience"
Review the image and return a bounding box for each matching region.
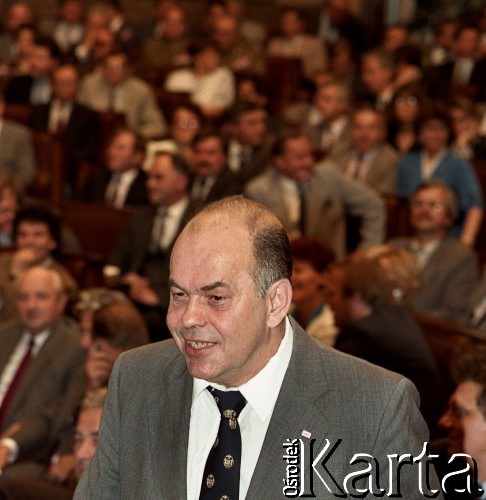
[396,107,483,246]
[267,7,327,80]
[165,40,235,119]
[290,236,337,346]
[0,206,78,326]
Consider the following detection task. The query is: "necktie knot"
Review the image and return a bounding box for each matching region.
[209,387,246,418]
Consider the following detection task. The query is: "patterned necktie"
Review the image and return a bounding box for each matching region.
[199,387,247,500]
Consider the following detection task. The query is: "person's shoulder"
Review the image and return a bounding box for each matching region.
[115,339,183,377]
[245,167,275,188]
[379,142,400,160]
[53,316,80,338]
[303,333,410,405]
[439,238,477,260]
[2,119,30,136]
[125,75,154,93]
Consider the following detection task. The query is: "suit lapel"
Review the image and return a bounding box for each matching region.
[0,325,21,372]
[146,355,192,498]
[421,240,446,284]
[5,325,61,422]
[247,321,331,497]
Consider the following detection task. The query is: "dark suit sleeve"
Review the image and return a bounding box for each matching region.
[107,209,151,272]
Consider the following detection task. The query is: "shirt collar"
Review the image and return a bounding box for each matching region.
[192,317,293,423]
[23,328,52,356]
[161,195,189,218]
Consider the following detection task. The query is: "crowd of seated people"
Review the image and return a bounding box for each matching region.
[0,0,485,495]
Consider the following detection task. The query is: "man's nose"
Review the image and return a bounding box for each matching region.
[181,297,207,329]
[76,439,95,462]
[438,408,453,429]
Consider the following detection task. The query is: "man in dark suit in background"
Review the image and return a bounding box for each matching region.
[425,25,486,102]
[225,102,273,183]
[82,128,148,208]
[30,63,100,191]
[190,129,243,208]
[105,151,194,341]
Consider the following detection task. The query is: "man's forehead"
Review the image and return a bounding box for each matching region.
[172,219,253,267]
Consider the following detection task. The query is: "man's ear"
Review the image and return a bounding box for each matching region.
[266,279,293,328]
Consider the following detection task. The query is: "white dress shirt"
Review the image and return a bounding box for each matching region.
[187,318,293,499]
[410,239,440,270]
[280,176,301,234]
[48,99,73,134]
[420,149,446,179]
[105,169,139,208]
[157,196,189,250]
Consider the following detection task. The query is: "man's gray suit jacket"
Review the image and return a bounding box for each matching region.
[327,143,399,194]
[0,318,85,449]
[75,321,438,499]
[0,119,35,187]
[244,164,385,259]
[389,237,478,321]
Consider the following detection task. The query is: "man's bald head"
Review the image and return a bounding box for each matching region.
[179,196,292,297]
[15,267,67,334]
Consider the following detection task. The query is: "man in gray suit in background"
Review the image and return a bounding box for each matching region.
[76,197,440,499]
[389,180,478,321]
[245,130,385,259]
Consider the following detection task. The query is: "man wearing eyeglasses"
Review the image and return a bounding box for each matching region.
[389,180,478,321]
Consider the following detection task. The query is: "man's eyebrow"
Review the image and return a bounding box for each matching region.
[168,280,229,293]
[199,281,228,293]
[168,279,187,292]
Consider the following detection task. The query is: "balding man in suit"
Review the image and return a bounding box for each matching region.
[0,267,84,473]
[75,197,440,499]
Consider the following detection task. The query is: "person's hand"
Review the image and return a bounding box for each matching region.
[10,248,38,279]
[47,454,75,483]
[85,342,119,389]
[122,273,160,306]
[0,444,10,470]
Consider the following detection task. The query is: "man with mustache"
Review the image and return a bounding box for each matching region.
[389,180,478,320]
